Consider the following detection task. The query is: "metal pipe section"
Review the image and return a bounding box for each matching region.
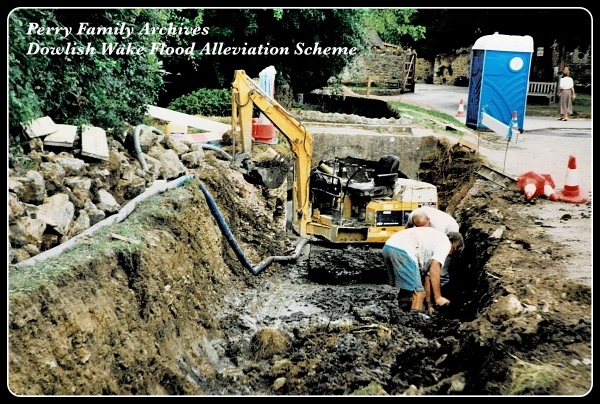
[132,125,169,170]
[134,124,233,170]
[251,236,310,274]
[200,144,232,161]
[133,124,154,170]
[198,181,308,275]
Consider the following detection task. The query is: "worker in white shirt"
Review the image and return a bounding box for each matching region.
[405,206,461,287]
[383,226,464,315]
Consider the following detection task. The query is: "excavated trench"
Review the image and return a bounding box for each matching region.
[170,125,589,396]
[199,187,589,395]
[179,146,536,395]
[9,121,591,395]
[205,102,591,395]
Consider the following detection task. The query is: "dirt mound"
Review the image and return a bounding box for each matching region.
[9,142,591,395]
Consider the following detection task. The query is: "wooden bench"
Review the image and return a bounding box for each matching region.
[528,81,557,104]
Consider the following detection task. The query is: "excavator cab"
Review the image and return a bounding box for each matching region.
[228,69,438,242]
[345,155,401,198]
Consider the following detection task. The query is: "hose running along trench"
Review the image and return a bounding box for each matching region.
[13,168,307,274]
[13,130,304,273]
[198,182,310,275]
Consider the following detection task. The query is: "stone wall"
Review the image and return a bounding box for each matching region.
[414,58,433,84]
[338,46,469,87]
[338,44,590,89]
[432,47,472,86]
[338,48,406,85]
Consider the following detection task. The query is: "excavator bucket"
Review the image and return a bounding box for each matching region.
[243,155,294,189]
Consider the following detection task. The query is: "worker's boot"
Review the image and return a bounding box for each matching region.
[410,290,426,311]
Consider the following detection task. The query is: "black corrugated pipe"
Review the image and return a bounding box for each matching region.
[198,182,309,275]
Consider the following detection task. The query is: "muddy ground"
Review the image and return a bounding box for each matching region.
[8,129,591,396]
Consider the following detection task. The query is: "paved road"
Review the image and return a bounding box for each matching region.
[390,84,592,196]
[399,83,591,133]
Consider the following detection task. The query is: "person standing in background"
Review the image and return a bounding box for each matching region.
[558,68,576,121]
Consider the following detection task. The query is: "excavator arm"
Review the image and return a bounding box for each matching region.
[230,70,313,237]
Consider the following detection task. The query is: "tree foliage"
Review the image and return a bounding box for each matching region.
[8,8,167,139]
[159,8,367,104]
[8,8,372,141]
[399,8,592,62]
[361,8,425,46]
[167,88,231,117]
[8,7,591,148]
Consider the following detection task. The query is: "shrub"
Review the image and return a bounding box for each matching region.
[168,88,231,117]
[8,9,165,139]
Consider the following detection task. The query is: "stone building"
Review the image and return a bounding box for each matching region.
[336,31,418,89]
[337,31,470,87]
[336,31,591,90]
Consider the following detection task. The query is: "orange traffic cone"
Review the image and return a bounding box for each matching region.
[557,155,588,204]
[517,171,546,200]
[540,173,559,201]
[456,99,465,117]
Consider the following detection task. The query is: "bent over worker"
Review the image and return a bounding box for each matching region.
[383,226,464,314]
[405,205,459,233]
[404,206,460,287]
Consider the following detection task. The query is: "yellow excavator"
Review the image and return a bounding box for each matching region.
[229,69,438,244]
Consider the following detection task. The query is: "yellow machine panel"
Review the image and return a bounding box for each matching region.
[306,177,438,244]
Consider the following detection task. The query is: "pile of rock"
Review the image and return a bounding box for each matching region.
[290,108,414,126]
[8,125,208,265]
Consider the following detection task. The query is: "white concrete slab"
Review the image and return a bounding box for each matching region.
[43,124,78,148]
[80,125,109,160]
[146,105,229,133]
[186,131,226,143]
[481,112,510,139]
[24,116,58,139]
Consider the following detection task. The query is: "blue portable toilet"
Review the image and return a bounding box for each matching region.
[466,33,533,132]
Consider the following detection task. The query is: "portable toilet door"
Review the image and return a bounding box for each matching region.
[466,33,533,132]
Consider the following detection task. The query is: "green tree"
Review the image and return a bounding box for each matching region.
[158,8,367,104]
[401,8,591,63]
[8,8,167,141]
[361,8,425,46]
